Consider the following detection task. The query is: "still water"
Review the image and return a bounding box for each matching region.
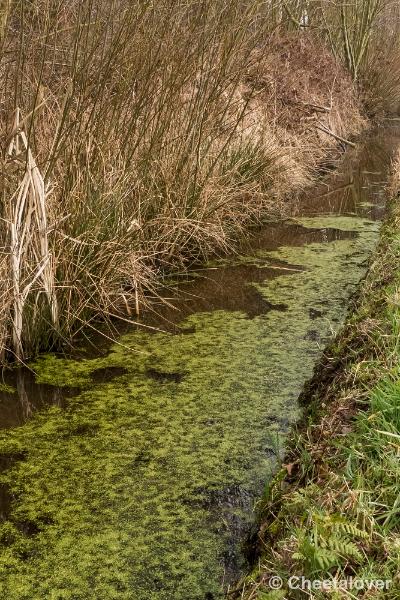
[0,126,398,600]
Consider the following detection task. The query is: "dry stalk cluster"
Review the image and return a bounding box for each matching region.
[0,0,374,359]
[4,109,58,359]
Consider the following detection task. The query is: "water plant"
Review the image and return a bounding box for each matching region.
[0,214,379,599]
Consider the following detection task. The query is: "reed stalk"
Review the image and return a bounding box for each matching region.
[6,109,58,358]
[0,0,11,45]
[0,0,376,359]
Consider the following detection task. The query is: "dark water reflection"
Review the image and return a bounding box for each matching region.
[0,368,77,429]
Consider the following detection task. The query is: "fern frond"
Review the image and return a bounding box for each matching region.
[332,519,369,540]
[327,537,363,562]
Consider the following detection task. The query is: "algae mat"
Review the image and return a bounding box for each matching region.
[0,216,379,599]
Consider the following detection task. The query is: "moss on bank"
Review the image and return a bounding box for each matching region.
[238,203,400,599]
[0,216,379,600]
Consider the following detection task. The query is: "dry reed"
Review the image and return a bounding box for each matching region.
[0,0,369,359]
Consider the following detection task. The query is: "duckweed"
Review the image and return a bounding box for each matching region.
[0,216,380,600]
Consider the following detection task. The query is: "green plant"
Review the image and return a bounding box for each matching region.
[293,512,368,574]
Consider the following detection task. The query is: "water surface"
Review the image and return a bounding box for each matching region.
[0,126,399,600]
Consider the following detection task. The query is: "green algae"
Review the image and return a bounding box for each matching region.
[293,214,380,232]
[0,383,15,394]
[0,216,380,600]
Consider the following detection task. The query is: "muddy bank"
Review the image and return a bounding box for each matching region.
[0,126,398,600]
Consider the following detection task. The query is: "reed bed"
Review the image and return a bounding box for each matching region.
[0,0,375,359]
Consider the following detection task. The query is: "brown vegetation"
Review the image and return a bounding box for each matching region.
[0,0,385,360]
[360,2,400,116]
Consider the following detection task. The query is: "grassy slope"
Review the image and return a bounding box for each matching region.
[238,196,400,599]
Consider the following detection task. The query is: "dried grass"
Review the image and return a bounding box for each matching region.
[0,1,365,360]
[389,148,400,196]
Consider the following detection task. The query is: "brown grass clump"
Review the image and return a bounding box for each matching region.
[0,1,365,360]
[359,2,400,116]
[388,148,400,196]
[245,33,365,170]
